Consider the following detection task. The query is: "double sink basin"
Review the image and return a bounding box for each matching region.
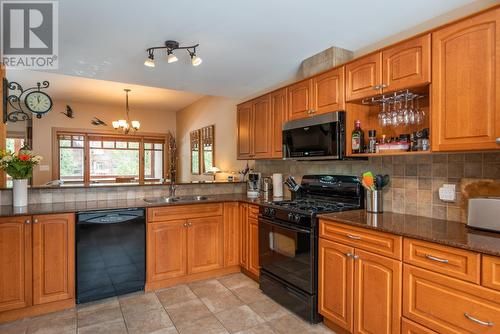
[143,195,209,204]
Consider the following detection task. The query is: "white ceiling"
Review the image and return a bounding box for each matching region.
[7,71,203,112]
[23,0,493,99]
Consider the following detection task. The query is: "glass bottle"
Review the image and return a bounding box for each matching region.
[368,130,377,153]
[351,120,364,154]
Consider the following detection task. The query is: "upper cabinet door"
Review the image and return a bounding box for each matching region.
[32,213,75,305]
[288,79,313,120]
[313,67,345,114]
[252,94,273,159]
[346,52,382,101]
[271,88,287,158]
[0,216,31,312]
[382,34,431,92]
[237,101,253,159]
[432,8,500,151]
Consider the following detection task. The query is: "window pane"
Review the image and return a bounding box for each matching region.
[73,139,84,147]
[90,148,139,181]
[59,139,71,147]
[59,147,84,181]
[89,141,101,148]
[103,141,114,148]
[144,143,152,149]
[116,141,127,149]
[154,143,163,150]
[144,150,163,179]
[129,142,139,149]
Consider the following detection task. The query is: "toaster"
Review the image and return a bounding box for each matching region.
[467,197,500,233]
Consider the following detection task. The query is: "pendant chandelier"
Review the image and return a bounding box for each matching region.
[112,89,140,134]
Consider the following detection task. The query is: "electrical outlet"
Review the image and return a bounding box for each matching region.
[439,184,456,202]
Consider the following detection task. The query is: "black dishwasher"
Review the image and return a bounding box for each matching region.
[76,208,145,304]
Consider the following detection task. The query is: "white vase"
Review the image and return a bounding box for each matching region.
[13,179,28,207]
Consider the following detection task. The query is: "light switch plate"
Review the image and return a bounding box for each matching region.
[39,165,50,171]
[439,184,456,202]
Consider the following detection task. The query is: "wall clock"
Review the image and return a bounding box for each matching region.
[3,80,52,123]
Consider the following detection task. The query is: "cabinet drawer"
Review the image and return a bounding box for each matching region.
[403,238,480,283]
[319,220,402,259]
[147,203,223,222]
[482,255,500,291]
[248,204,259,219]
[402,318,438,334]
[403,264,500,334]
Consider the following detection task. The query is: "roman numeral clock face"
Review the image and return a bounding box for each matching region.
[25,91,53,115]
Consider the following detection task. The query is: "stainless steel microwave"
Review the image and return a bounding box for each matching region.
[282,111,345,160]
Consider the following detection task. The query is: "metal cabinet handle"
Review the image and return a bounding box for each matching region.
[353,255,359,260]
[25,219,30,224]
[372,85,381,90]
[496,137,500,145]
[183,223,188,227]
[33,219,38,224]
[464,313,494,327]
[188,222,192,227]
[424,254,449,264]
[346,253,353,258]
[380,83,388,89]
[346,234,362,240]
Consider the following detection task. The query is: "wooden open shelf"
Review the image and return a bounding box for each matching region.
[350,151,431,158]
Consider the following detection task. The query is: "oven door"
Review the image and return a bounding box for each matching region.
[259,216,314,294]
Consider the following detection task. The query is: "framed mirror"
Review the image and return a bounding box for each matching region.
[201,125,214,173]
[190,130,200,175]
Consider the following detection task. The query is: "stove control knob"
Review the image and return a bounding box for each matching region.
[288,212,294,222]
[294,214,302,223]
[269,208,276,216]
[264,207,271,216]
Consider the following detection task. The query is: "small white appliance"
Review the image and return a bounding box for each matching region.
[467,197,500,233]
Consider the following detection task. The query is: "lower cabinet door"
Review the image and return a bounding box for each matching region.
[0,216,32,312]
[247,217,260,277]
[239,204,248,269]
[354,249,402,334]
[187,216,224,274]
[32,213,75,305]
[147,220,187,282]
[318,238,354,332]
[223,202,240,267]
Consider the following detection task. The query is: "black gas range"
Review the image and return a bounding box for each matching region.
[258,175,363,323]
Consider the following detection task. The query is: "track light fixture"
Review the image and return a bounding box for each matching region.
[144,40,202,67]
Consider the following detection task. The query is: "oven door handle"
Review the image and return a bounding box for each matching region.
[258,216,311,234]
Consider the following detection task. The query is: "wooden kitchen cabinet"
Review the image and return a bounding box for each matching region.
[312,67,345,115]
[353,249,401,334]
[247,216,260,277]
[271,88,287,158]
[318,238,354,332]
[239,204,249,268]
[288,79,313,120]
[482,255,500,291]
[432,7,500,151]
[252,94,273,158]
[187,216,224,274]
[223,202,240,267]
[147,220,187,282]
[32,214,75,305]
[237,95,273,159]
[346,52,382,101]
[0,216,31,313]
[382,34,431,92]
[237,101,253,159]
[403,264,500,333]
[402,318,438,334]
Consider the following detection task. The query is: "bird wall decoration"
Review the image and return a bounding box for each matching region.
[61,105,74,118]
[91,117,107,126]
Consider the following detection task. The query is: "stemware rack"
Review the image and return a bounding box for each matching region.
[361,89,426,106]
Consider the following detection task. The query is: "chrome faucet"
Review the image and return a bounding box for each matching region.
[169,183,176,198]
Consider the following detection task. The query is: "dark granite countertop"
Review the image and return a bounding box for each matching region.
[0,194,268,217]
[318,210,500,257]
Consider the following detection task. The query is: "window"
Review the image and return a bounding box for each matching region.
[56,131,166,184]
[190,130,200,175]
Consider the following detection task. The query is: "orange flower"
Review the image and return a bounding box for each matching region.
[18,154,30,161]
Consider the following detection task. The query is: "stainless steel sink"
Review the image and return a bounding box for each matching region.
[179,195,209,201]
[143,196,179,204]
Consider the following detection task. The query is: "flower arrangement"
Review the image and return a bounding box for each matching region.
[0,150,42,179]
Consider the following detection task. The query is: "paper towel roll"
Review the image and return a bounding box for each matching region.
[272,173,283,198]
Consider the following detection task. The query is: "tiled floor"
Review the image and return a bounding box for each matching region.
[0,273,334,334]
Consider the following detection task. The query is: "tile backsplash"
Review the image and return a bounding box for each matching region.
[0,183,246,206]
[255,152,500,222]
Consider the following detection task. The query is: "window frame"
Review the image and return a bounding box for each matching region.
[52,128,169,185]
